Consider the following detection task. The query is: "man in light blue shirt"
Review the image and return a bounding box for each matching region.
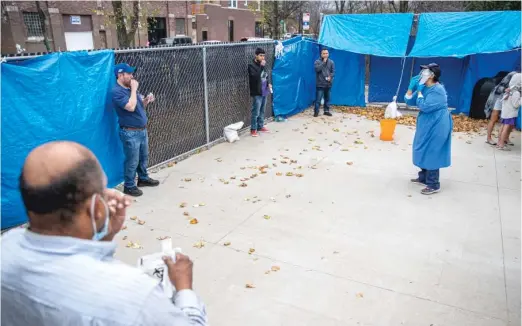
[1,141,208,326]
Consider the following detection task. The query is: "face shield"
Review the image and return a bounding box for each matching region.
[419,69,434,85]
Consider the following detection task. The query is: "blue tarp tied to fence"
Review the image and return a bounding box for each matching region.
[318,13,414,57]
[327,48,365,106]
[1,50,123,229]
[410,11,521,57]
[273,38,320,117]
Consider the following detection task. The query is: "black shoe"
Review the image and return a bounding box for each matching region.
[324,112,333,117]
[137,178,160,187]
[124,187,143,197]
[410,178,426,186]
[313,112,319,117]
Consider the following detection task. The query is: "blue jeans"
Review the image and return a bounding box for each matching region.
[418,169,440,190]
[119,128,150,188]
[251,96,267,131]
[315,87,331,113]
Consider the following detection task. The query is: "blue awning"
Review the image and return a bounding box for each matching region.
[409,11,521,58]
[318,13,414,57]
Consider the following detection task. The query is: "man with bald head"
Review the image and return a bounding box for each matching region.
[1,141,208,326]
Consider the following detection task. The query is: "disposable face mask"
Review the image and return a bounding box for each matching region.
[90,194,110,241]
[419,69,434,85]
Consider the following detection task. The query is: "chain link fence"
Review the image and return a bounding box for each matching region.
[5,41,275,168]
[115,41,275,166]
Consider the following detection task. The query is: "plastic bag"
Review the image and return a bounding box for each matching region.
[224,121,244,143]
[384,96,402,119]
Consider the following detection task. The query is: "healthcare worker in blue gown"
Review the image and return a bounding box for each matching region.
[404,63,453,195]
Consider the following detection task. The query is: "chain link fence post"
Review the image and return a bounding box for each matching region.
[202,46,210,147]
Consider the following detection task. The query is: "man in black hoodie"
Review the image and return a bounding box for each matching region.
[248,48,272,137]
[314,48,335,117]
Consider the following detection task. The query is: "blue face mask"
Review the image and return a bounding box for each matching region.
[90,194,110,241]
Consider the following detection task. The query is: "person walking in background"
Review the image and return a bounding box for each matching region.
[314,48,335,117]
[407,63,453,195]
[112,63,159,197]
[1,141,208,326]
[248,48,272,137]
[497,72,521,151]
[485,71,517,146]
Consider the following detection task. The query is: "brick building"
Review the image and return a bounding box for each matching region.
[1,0,263,55]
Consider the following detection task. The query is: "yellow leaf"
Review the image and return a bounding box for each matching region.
[193,240,205,249]
[189,218,199,225]
[295,173,304,178]
[184,178,192,182]
[130,216,137,220]
[167,162,176,167]
[224,241,231,246]
[245,283,256,288]
[137,219,146,225]
[271,266,281,272]
[286,172,294,176]
[179,202,187,208]
[263,215,271,220]
[356,292,364,298]
[249,248,255,254]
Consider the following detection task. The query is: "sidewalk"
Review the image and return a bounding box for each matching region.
[116,110,521,326]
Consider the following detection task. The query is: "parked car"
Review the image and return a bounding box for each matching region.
[240,37,273,42]
[157,36,193,46]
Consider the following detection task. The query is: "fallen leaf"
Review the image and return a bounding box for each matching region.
[189,218,199,225]
[193,240,205,249]
[407,195,412,198]
[239,182,248,187]
[265,271,271,274]
[126,241,142,249]
[122,236,128,240]
[295,173,304,178]
[230,176,236,180]
[346,161,354,165]
[286,172,294,176]
[130,216,138,220]
[271,266,281,272]
[263,215,271,220]
[281,160,288,164]
[137,219,146,225]
[240,167,246,170]
[167,162,176,167]
[276,172,282,176]
[341,148,349,152]
[308,138,315,141]
[199,203,206,206]
[224,241,231,246]
[157,236,170,240]
[249,248,256,254]
[215,158,223,162]
[311,165,318,169]
[354,140,364,145]
[356,292,364,298]
[333,128,340,132]
[245,283,256,288]
[184,178,192,182]
[333,251,339,254]
[179,202,187,208]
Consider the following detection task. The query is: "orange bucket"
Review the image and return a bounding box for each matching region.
[380,119,397,141]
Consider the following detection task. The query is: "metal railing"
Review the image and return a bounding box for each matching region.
[3,41,275,168]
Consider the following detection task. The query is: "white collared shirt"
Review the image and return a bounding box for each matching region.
[1,229,208,326]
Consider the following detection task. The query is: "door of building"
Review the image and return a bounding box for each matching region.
[62,15,94,51]
[147,17,167,46]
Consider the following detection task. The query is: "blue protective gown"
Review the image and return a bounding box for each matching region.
[412,83,453,170]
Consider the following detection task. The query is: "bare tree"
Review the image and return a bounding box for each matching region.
[93,1,160,47]
[258,1,304,39]
[388,0,410,13]
[35,1,51,51]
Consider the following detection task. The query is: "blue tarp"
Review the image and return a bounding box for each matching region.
[273,38,320,117]
[318,13,414,57]
[328,48,366,107]
[1,50,123,229]
[410,11,521,57]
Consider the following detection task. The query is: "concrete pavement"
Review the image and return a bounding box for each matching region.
[115,109,521,326]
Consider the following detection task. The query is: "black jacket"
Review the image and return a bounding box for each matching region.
[248,59,270,96]
[314,58,335,88]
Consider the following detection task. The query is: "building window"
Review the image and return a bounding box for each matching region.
[228,0,237,8]
[255,22,263,37]
[228,20,234,42]
[202,31,208,41]
[175,18,186,35]
[23,12,44,38]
